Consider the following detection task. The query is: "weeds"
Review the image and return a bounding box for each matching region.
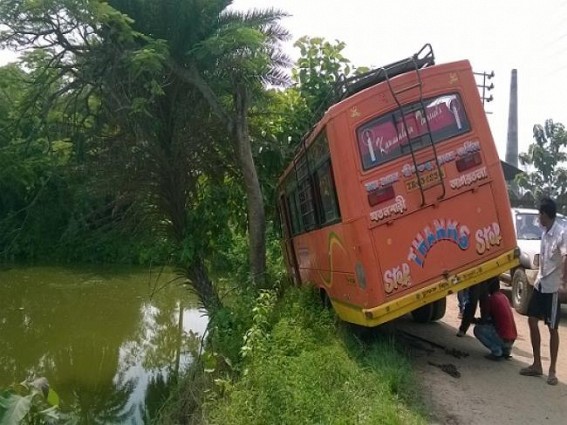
[203,287,428,425]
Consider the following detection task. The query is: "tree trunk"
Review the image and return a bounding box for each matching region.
[234,85,266,286]
[168,63,267,286]
[183,257,221,312]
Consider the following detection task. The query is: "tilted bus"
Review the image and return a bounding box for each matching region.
[276,44,519,327]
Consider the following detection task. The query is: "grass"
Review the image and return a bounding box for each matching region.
[202,287,429,425]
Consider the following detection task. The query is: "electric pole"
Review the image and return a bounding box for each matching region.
[474,70,495,113]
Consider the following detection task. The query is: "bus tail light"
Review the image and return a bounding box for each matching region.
[456,152,482,172]
[368,185,395,206]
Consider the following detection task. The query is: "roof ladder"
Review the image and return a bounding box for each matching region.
[382,44,446,207]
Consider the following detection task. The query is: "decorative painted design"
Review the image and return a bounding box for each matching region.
[383,262,413,294]
[449,72,459,85]
[358,98,461,166]
[456,140,481,157]
[408,219,471,267]
[350,107,361,118]
[436,150,457,166]
[449,166,488,189]
[401,140,480,177]
[370,195,407,222]
[357,93,470,171]
[401,159,436,177]
[475,222,502,254]
[317,231,348,287]
[364,172,400,192]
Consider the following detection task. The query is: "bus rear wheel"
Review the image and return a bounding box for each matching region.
[411,303,433,323]
[430,297,446,321]
[320,289,333,310]
[411,298,446,323]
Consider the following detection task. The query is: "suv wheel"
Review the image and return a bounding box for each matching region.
[512,268,533,315]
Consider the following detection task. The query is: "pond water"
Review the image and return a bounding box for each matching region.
[0,265,208,423]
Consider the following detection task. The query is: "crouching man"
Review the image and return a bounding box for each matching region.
[473,277,517,360]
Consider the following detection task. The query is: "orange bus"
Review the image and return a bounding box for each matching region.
[276,44,519,327]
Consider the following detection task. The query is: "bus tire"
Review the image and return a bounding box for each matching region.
[320,289,333,310]
[411,303,434,323]
[430,297,446,321]
[512,268,532,315]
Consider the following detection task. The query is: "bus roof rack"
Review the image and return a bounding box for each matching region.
[333,43,435,103]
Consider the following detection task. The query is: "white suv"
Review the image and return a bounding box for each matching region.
[501,207,567,314]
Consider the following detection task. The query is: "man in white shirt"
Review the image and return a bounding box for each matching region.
[519,197,567,386]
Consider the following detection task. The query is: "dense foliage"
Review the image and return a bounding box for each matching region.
[0,378,61,424]
[0,0,292,290]
[0,1,361,299]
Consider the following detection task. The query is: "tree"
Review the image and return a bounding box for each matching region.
[103,0,293,289]
[293,36,368,125]
[158,1,292,286]
[0,60,84,261]
[0,0,292,296]
[516,119,567,211]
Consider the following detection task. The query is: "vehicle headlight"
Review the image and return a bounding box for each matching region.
[533,254,540,268]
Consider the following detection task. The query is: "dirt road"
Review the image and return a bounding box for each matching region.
[389,290,567,425]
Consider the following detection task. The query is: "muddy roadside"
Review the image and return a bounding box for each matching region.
[389,291,567,425]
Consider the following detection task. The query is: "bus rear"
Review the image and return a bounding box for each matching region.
[277,45,519,327]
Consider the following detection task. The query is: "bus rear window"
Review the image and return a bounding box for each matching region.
[356,93,470,170]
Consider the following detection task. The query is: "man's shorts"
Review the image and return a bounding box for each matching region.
[527,287,561,329]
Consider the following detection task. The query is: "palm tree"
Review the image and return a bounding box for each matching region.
[108,0,292,286]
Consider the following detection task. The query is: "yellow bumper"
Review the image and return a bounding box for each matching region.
[331,248,520,327]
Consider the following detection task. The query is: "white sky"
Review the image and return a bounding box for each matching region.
[1,0,566,161]
[231,0,567,161]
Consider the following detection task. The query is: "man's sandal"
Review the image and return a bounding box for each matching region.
[519,366,543,377]
[547,375,559,386]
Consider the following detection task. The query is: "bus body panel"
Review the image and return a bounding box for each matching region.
[290,223,369,307]
[369,184,513,301]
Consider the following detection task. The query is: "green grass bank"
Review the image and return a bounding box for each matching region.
[157,287,431,425]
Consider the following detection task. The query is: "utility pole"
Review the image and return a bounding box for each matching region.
[505,69,518,168]
[506,69,520,201]
[474,70,495,113]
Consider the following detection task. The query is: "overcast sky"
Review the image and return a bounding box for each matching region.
[1,1,566,161]
[231,0,567,161]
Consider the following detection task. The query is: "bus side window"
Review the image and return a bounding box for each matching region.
[283,129,341,235]
[284,174,303,236]
[297,177,317,232]
[287,191,302,235]
[315,161,340,224]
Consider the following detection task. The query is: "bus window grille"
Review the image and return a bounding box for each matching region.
[298,184,316,231]
[294,143,318,232]
[296,156,308,181]
[382,44,446,206]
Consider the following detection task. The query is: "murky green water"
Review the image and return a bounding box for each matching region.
[0,265,208,423]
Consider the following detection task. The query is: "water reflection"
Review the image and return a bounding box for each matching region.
[0,266,207,423]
